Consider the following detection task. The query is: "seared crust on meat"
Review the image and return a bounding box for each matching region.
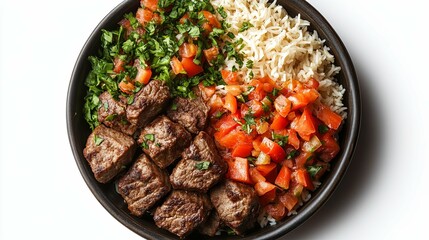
[83,125,136,183]
[153,190,212,238]
[118,154,171,216]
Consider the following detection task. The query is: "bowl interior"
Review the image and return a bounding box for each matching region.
[67,0,360,239]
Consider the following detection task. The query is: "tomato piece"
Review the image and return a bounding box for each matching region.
[201,10,221,28]
[135,65,152,84]
[255,181,277,196]
[259,189,276,206]
[203,47,219,63]
[202,22,213,34]
[224,85,242,96]
[260,137,286,163]
[287,129,300,150]
[213,113,240,136]
[113,57,125,73]
[179,43,198,58]
[265,202,286,221]
[250,167,266,184]
[292,107,316,141]
[262,82,274,93]
[275,165,292,190]
[119,79,135,94]
[217,128,251,149]
[136,8,153,25]
[227,157,252,184]
[314,104,343,130]
[304,77,319,89]
[232,142,253,157]
[274,95,292,117]
[198,82,215,100]
[256,162,277,176]
[208,94,224,114]
[318,132,340,162]
[279,192,298,211]
[224,93,237,114]
[246,100,264,117]
[295,151,313,168]
[296,169,315,190]
[179,13,190,24]
[170,56,185,75]
[181,57,203,77]
[270,112,288,131]
[221,70,239,85]
[247,81,266,101]
[140,0,158,11]
[288,89,319,111]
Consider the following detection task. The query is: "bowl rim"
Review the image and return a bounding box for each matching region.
[66,0,361,239]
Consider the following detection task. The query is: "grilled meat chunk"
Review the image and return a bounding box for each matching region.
[198,211,222,237]
[170,132,227,192]
[154,190,212,238]
[83,124,136,183]
[117,154,171,216]
[127,80,171,128]
[210,180,260,235]
[166,94,209,134]
[97,91,137,135]
[138,115,191,169]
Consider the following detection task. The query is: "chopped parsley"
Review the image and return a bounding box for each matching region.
[144,134,155,142]
[307,165,323,178]
[170,102,178,110]
[272,132,288,147]
[105,113,117,121]
[217,6,227,18]
[239,21,254,32]
[195,161,211,170]
[272,88,279,97]
[94,135,104,146]
[287,150,299,159]
[318,124,329,134]
[242,113,256,134]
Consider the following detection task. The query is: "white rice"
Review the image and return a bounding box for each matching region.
[211,0,347,118]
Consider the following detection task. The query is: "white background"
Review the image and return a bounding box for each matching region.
[1,0,428,239]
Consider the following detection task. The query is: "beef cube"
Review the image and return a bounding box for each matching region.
[83,125,136,183]
[138,116,191,169]
[166,93,209,134]
[153,190,212,238]
[98,91,137,135]
[210,180,260,235]
[117,154,171,216]
[198,211,222,237]
[170,132,227,192]
[127,80,171,128]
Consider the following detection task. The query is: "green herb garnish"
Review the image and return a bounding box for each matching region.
[94,135,104,146]
[239,21,254,32]
[195,161,211,170]
[318,124,329,134]
[307,165,323,178]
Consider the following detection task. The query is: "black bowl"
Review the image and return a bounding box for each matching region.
[67,0,360,239]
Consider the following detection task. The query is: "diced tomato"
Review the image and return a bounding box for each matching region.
[179,43,198,58]
[265,202,287,221]
[260,137,286,163]
[270,113,288,131]
[250,167,266,184]
[304,77,319,89]
[198,82,215,100]
[291,107,316,141]
[202,22,213,34]
[136,8,153,25]
[203,47,219,63]
[282,79,304,94]
[224,93,237,114]
[227,157,252,184]
[224,85,242,96]
[221,70,239,85]
[288,89,319,111]
[217,128,252,149]
[113,57,125,73]
[275,165,292,190]
[302,135,322,153]
[295,151,313,168]
[170,56,185,75]
[256,162,277,176]
[201,10,221,29]
[119,79,135,94]
[179,13,190,24]
[318,131,340,162]
[181,57,203,77]
[213,113,240,137]
[287,129,300,150]
[256,121,270,135]
[259,189,276,206]
[140,0,158,11]
[208,94,224,114]
[262,82,274,93]
[246,100,264,117]
[314,104,343,130]
[274,95,292,117]
[287,111,296,121]
[135,66,152,84]
[279,192,298,211]
[252,137,263,152]
[255,181,277,196]
[296,168,315,190]
[232,142,253,157]
[247,80,266,101]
